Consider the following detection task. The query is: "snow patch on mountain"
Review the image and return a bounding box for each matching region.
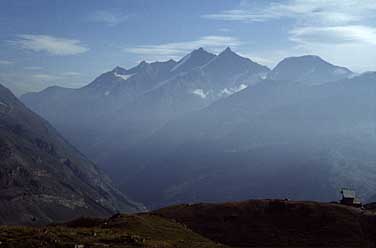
[191,89,209,99]
[260,73,268,80]
[114,72,134,81]
[191,84,248,99]
[219,84,248,96]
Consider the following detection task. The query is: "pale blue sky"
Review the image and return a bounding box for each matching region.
[1,0,376,95]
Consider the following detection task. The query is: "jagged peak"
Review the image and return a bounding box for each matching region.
[191,47,209,54]
[167,59,176,63]
[223,46,232,52]
[177,47,214,60]
[124,60,150,74]
[113,66,126,71]
[139,60,148,66]
[112,66,127,74]
[151,59,177,66]
[217,46,242,59]
[171,48,215,73]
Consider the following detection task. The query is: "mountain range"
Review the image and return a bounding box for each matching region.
[21,47,270,171]
[122,72,376,208]
[21,47,376,209]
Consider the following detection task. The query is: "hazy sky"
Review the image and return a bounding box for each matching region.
[1,0,376,95]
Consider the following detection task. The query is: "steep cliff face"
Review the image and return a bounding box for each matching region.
[0,83,144,225]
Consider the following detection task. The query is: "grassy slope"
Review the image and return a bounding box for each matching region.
[0,213,226,248]
[3,200,376,247]
[155,199,376,248]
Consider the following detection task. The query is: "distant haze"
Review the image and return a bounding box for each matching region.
[22,46,376,209]
[1,0,376,95]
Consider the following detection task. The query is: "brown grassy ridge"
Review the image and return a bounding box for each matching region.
[155,199,376,248]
